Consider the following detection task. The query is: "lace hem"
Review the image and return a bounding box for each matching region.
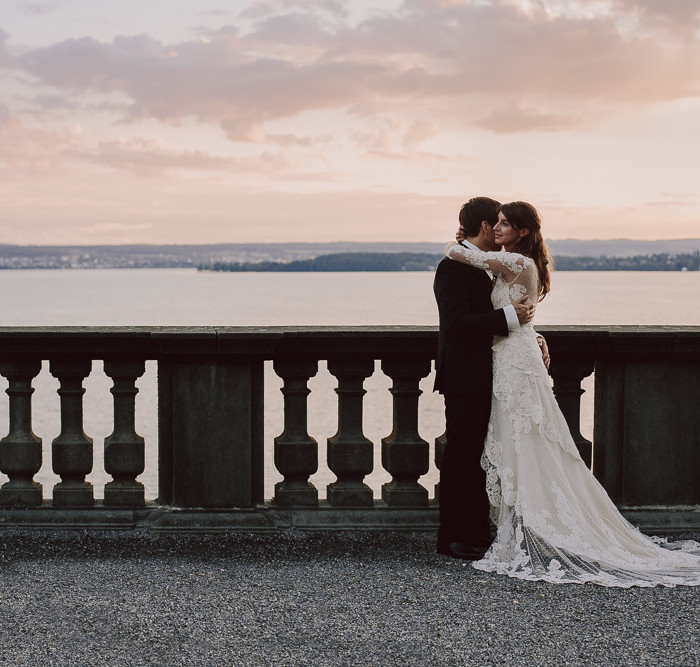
[473,511,700,588]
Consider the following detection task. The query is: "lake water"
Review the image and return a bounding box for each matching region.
[0,269,698,501]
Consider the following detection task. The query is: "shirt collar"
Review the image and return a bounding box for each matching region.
[460,239,481,252]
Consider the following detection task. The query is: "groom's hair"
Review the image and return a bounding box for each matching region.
[459,197,501,237]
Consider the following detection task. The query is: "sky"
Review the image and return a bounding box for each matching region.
[1,0,699,244]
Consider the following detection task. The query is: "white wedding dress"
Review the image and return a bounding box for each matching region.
[445,242,700,587]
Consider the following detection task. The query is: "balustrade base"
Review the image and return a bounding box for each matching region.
[619,506,700,534]
[326,482,374,508]
[0,481,43,507]
[52,482,95,507]
[142,507,278,532]
[0,502,150,529]
[0,503,696,535]
[104,481,145,507]
[273,482,319,508]
[381,481,429,507]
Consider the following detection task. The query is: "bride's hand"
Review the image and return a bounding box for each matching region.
[537,335,550,370]
[455,226,466,242]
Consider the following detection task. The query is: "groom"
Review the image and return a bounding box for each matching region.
[433,196,534,560]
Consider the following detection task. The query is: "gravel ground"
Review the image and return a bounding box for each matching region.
[0,530,699,667]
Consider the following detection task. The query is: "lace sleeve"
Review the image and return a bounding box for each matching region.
[444,241,530,282]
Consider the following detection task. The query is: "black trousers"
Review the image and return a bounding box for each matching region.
[438,391,492,546]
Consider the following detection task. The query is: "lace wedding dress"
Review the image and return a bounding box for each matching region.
[445,242,700,587]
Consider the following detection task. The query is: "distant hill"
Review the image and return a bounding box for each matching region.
[0,239,699,269]
[545,239,700,257]
[554,252,699,271]
[203,252,441,272]
[202,250,699,272]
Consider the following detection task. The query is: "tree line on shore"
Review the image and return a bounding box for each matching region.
[199,251,700,272]
[200,252,441,272]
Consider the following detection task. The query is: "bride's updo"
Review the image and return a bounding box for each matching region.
[499,201,552,301]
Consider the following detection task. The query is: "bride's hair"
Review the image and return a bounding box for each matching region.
[499,201,552,301]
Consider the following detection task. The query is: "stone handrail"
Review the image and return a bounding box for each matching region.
[0,326,698,532]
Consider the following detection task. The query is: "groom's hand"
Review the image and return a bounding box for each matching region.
[514,296,535,324]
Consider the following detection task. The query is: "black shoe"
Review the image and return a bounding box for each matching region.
[436,541,488,561]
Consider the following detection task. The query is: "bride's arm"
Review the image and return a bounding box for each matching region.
[444,241,535,325]
[444,241,529,284]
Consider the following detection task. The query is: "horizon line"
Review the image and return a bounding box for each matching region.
[2,238,700,248]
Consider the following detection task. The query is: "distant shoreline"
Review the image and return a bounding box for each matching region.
[1,241,699,271]
[198,251,700,273]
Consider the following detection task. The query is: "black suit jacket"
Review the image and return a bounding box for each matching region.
[433,253,509,394]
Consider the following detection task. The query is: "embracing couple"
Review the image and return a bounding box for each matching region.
[433,196,700,588]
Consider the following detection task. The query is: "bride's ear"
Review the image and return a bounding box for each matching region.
[519,228,530,239]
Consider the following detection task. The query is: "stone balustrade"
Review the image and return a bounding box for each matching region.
[0,325,697,533]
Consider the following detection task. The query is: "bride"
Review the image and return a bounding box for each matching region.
[444,201,700,588]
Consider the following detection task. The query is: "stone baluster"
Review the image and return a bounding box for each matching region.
[103,360,146,506]
[380,357,431,506]
[0,360,43,506]
[273,357,319,507]
[433,430,447,502]
[50,359,94,506]
[550,357,595,468]
[326,358,375,507]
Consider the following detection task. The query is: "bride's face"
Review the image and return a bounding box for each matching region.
[494,212,523,251]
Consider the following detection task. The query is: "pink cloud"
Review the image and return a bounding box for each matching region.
[612,0,700,33]
[644,200,687,207]
[240,0,347,21]
[14,1,62,17]
[0,104,296,178]
[1,0,699,142]
[476,103,588,133]
[91,138,292,175]
[0,105,81,172]
[401,119,439,148]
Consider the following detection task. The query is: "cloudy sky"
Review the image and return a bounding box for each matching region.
[1,0,699,244]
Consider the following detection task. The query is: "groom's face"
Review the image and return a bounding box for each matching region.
[484,222,501,251]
